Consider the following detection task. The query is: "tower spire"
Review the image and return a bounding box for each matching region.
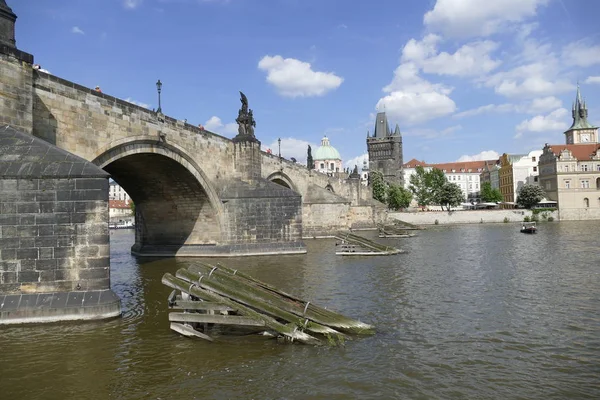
[0,0,17,48]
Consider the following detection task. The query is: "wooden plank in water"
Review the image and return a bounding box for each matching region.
[170,322,214,341]
[170,300,235,312]
[169,312,266,327]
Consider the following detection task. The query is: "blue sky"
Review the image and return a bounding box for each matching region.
[12,0,600,168]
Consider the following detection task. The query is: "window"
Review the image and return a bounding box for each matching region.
[596,164,600,171]
[546,181,551,190]
[320,163,324,169]
[597,177,600,189]
[533,166,537,172]
[582,164,589,172]
[534,176,538,182]
[330,163,334,170]
[565,180,570,189]
[581,180,590,189]
[584,198,589,208]
[532,156,536,162]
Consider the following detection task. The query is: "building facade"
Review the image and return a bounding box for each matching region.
[313,136,342,175]
[109,180,131,202]
[499,150,544,206]
[367,111,403,186]
[538,86,600,220]
[403,159,492,202]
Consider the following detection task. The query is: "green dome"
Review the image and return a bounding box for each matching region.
[314,136,341,161]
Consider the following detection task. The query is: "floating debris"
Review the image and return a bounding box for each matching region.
[391,219,426,230]
[334,231,404,256]
[378,224,417,238]
[162,263,374,345]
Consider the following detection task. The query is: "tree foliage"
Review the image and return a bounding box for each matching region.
[387,184,413,210]
[370,170,387,203]
[480,181,503,203]
[129,200,135,216]
[408,166,446,206]
[516,184,546,209]
[438,182,464,210]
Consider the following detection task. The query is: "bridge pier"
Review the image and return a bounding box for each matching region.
[0,126,121,324]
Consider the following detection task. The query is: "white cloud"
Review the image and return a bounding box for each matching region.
[258,55,343,97]
[125,98,150,109]
[377,91,457,125]
[515,108,568,137]
[528,96,562,114]
[454,96,562,118]
[562,40,600,67]
[71,26,85,35]
[344,153,368,171]
[263,138,315,163]
[454,103,517,118]
[457,150,500,162]
[585,76,600,85]
[204,116,238,136]
[423,0,548,39]
[124,0,143,9]
[378,62,456,125]
[484,59,573,98]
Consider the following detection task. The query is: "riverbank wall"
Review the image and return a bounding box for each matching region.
[388,209,559,225]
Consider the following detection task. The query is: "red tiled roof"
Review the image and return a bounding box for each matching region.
[109,200,130,209]
[430,160,489,173]
[545,144,600,161]
[403,158,427,168]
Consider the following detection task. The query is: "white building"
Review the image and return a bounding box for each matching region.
[403,159,496,202]
[361,159,369,186]
[109,181,131,202]
[514,150,543,187]
[313,136,342,175]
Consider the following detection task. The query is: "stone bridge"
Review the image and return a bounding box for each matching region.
[1,4,380,259]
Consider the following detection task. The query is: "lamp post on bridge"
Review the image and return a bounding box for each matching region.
[278,138,281,161]
[156,79,162,114]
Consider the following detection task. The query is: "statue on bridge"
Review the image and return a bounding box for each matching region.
[307,145,313,170]
[235,91,257,138]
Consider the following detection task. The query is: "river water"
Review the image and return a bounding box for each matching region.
[1,222,600,399]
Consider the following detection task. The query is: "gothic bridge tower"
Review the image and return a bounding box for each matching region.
[366,111,404,186]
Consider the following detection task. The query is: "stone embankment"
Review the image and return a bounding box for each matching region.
[388,209,559,225]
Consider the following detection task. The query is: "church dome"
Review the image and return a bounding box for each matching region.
[314,136,341,161]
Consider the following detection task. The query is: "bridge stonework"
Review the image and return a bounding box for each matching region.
[0,4,383,323]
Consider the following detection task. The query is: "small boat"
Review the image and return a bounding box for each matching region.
[520,222,537,234]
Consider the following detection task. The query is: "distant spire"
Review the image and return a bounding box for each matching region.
[0,0,17,48]
[394,123,401,136]
[366,130,370,138]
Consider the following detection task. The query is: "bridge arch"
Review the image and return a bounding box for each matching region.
[93,139,225,255]
[266,171,298,192]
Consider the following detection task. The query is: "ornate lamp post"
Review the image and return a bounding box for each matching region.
[278,138,281,160]
[156,79,162,113]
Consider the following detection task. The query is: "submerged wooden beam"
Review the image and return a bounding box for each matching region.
[170,322,214,341]
[169,300,235,312]
[190,262,375,335]
[176,268,347,341]
[162,273,323,345]
[169,312,265,327]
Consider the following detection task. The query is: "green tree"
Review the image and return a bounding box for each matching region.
[409,166,447,206]
[409,166,430,206]
[370,170,387,203]
[387,184,412,210]
[426,168,447,204]
[438,182,464,211]
[516,184,546,209]
[129,200,135,216]
[480,181,503,203]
